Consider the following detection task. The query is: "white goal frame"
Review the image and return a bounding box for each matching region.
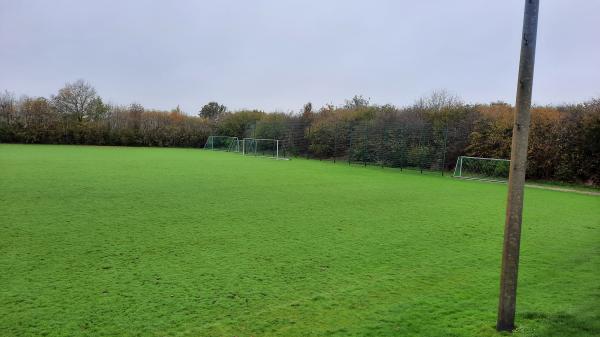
[241,138,288,160]
[453,156,510,182]
[204,136,240,152]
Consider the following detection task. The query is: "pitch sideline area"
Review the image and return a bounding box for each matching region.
[1,144,598,337]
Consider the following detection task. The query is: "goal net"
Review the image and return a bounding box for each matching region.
[242,138,287,160]
[204,136,240,152]
[453,156,510,182]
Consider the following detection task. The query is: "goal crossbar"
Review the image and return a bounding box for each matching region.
[458,156,510,162]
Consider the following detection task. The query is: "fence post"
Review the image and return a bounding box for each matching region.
[363,122,368,167]
[304,124,310,159]
[381,123,386,168]
[333,121,337,164]
[399,126,403,171]
[418,127,424,174]
[442,124,449,176]
[348,125,353,165]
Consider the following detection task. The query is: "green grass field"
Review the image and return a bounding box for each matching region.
[1,144,599,337]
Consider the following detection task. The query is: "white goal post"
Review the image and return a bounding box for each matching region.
[242,138,288,160]
[453,156,510,182]
[204,136,240,152]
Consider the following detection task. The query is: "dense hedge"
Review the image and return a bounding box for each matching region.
[1,83,598,185]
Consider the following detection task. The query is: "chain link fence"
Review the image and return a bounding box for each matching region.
[243,119,467,174]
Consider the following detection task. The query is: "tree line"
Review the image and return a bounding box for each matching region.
[0,80,210,147]
[1,80,598,185]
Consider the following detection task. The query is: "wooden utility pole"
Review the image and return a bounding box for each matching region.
[497,0,539,332]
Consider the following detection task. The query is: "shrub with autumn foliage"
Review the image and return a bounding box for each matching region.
[0,85,211,148]
[466,101,600,185]
[1,82,598,185]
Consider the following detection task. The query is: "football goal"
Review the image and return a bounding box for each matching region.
[242,138,287,160]
[204,136,240,152]
[453,156,510,182]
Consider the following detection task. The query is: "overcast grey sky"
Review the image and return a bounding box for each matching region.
[1,0,599,113]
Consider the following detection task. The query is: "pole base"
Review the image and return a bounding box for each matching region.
[496,322,515,332]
